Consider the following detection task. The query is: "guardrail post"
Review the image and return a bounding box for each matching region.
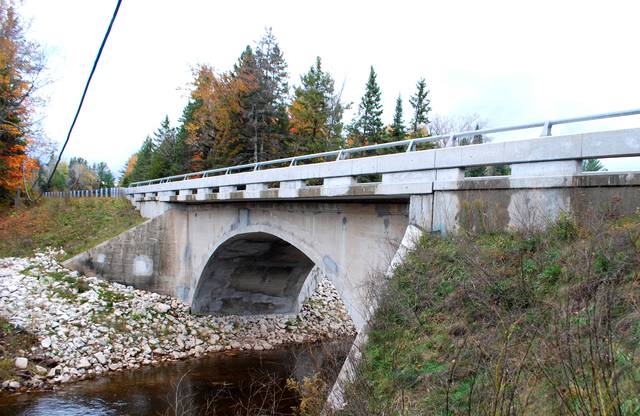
[540,121,552,136]
[321,177,356,197]
[245,183,268,198]
[379,171,435,195]
[278,180,304,198]
[216,186,237,200]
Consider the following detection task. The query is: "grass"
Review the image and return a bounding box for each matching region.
[0,197,144,259]
[98,288,131,304]
[338,210,640,416]
[0,317,38,382]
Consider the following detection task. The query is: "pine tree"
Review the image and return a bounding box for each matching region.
[582,159,606,172]
[390,94,406,140]
[173,104,193,174]
[289,57,346,154]
[232,46,264,164]
[349,66,384,146]
[129,137,155,182]
[254,28,290,161]
[92,162,115,188]
[409,78,431,137]
[148,116,177,179]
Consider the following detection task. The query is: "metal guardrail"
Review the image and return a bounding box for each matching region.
[129,108,640,188]
[43,187,125,198]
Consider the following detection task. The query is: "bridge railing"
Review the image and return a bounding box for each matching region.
[128,108,640,188]
[43,187,126,198]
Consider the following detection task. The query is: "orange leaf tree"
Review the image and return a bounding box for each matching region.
[0,1,43,201]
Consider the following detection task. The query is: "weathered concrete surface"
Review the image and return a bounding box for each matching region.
[127,128,640,198]
[191,232,315,315]
[65,201,409,330]
[430,172,640,234]
[66,170,640,411]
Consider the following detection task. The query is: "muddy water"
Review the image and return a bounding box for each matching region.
[0,339,352,416]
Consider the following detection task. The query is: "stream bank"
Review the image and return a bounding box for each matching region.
[0,250,355,393]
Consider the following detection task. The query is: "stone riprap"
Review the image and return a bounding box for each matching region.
[0,249,355,392]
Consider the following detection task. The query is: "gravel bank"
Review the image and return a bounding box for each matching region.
[0,249,355,392]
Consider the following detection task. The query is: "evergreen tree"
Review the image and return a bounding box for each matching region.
[289,57,346,154]
[254,28,290,161]
[349,66,384,146]
[232,46,264,164]
[92,161,115,188]
[390,94,406,140]
[129,136,155,182]
[409,78,431,137]
[148,116,178,179]
[582,159,606,172]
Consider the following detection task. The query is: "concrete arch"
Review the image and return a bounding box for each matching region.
[195,224,333,286]
[191,231,318,315]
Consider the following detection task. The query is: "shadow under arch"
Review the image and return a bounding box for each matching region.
[191,231,320,315]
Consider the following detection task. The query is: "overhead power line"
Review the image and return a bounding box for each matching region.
[44,0,123,191]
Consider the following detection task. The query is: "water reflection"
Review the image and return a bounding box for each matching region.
[0,339,352,416]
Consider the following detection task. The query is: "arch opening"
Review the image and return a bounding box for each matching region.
[192,232,316,315]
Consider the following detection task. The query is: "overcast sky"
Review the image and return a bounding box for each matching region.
[20,0,640,175]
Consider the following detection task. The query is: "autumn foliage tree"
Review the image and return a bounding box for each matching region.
[119,30,456,185]
[184,63,250,169]
[289,57,347,154]
[0,1,43,201]
[147,28,291,178]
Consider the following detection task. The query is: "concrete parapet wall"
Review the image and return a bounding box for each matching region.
[427,172,640,234]
[125,128,640,201]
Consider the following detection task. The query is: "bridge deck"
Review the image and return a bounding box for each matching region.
[127,128,640,204]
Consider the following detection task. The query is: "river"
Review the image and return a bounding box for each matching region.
[0,339,352,416]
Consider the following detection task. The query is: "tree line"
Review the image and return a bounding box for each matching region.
[1,2,605,202]
[120,29,434,185]
[0,1,117,201]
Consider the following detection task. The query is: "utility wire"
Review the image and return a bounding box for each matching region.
[44,0,123,191]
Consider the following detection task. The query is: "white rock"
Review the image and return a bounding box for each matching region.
[8,381,21,389]
[40,337,52,348]
[155,303,171,313]
[94,352,107,365]
[77,357,91,369]
[14,357,28,369]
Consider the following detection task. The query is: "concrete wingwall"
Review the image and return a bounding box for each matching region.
[65,201,410,330]
[408,173,640,235]
[326,173,640,408]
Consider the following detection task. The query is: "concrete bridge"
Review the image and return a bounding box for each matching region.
[65,116,640,332]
